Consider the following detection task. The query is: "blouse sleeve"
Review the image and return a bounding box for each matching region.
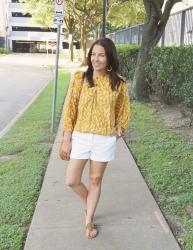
[115,82,131,136]
[62,71,83,132]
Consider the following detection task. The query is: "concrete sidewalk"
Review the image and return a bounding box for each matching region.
[24,119,181,250]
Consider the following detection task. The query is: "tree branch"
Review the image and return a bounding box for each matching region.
[159,0,182,28]
[151,0,162,19]
[143,0,151,21]
[74,3,84,13]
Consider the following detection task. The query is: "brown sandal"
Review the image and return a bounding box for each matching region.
[86,222,98,239]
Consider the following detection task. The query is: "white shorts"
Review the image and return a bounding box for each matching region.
[70,131,117,162]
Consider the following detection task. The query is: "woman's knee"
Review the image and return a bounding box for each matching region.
[65,159,87,187]
[90,176,102,186]
[65,178,80,187]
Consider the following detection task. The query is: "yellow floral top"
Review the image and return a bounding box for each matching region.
[62,71,131,136]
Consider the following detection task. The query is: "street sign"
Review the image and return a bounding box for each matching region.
[54,0,65,25]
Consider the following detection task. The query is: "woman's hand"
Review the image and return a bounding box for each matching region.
[59,132,72,160]
[110,127,122,140]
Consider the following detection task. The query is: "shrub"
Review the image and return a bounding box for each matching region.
[146,46,193,106]
[116,44,139,81]
[117,44,193,108]
[0,48,11,54]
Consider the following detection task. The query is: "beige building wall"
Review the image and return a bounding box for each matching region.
[0,0,9,47]
[0,0,5,35]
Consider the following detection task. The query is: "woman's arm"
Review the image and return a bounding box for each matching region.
[62,71,83,136]
[114,82,131,137]
[60,72,83,160]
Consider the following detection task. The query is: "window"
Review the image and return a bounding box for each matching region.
[12,26,57,32]
[11,0,25,3]
[12,12,32,18]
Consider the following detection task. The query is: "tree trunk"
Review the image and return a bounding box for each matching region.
[68,34,74,62]
[83,36,87,65]
[132,20,158,100]
[132,0,182,101]
[80,23,87,65]
[94,24,100,40]
[132,45,151,101]
[70,40,74,61]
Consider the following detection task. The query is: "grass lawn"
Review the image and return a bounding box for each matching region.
[126,101,193,250]
[0,69,70,250]
[0,48,11,55]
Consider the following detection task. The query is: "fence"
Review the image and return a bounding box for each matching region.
[108,6,193,46]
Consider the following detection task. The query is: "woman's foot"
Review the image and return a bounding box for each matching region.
[86,222,98,239]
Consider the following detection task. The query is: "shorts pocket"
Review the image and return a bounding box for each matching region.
[72,131,78,139]
[113,135,117,142]
[108,135,116,142]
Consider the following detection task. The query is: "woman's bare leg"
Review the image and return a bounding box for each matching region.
[65,159,88,209]
[86,160,108,237]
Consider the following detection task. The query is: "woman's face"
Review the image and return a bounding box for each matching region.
[91,45,108,73]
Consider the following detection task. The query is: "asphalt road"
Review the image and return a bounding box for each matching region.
[0,53,54,136]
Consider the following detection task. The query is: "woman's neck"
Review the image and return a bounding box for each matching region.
[93,70,106,78]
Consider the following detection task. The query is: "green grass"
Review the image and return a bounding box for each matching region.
[126,101,193,250]
[0,48,11,54]
[0,69,70,250]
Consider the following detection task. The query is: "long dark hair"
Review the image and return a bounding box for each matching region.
[83,38,124,91]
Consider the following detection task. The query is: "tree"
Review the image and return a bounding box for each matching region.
[69,0,103,65]
[107,0,145,28]
[22,0,80,61]
[63,2,77,61]
[21,0,53,27]
[22,0,103,63]
[132,0,182,101]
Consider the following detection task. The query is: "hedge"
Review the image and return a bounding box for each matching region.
[117,45,193,108]
[0,48,11,54]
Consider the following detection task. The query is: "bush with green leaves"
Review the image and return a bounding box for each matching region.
[145,46,193,106]
[116,44,139,80]
[0,48,11,54]
[117,44,193,108]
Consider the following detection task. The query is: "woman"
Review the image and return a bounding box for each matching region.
[60,38,131,239]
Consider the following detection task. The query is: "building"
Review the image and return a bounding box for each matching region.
[170,0,193,13]
[0,0,74,52]
[0,0,9,48]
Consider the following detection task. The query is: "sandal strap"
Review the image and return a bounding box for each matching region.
[86,222,94,230]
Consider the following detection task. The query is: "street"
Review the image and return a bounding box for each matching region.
[0,53,55,136]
